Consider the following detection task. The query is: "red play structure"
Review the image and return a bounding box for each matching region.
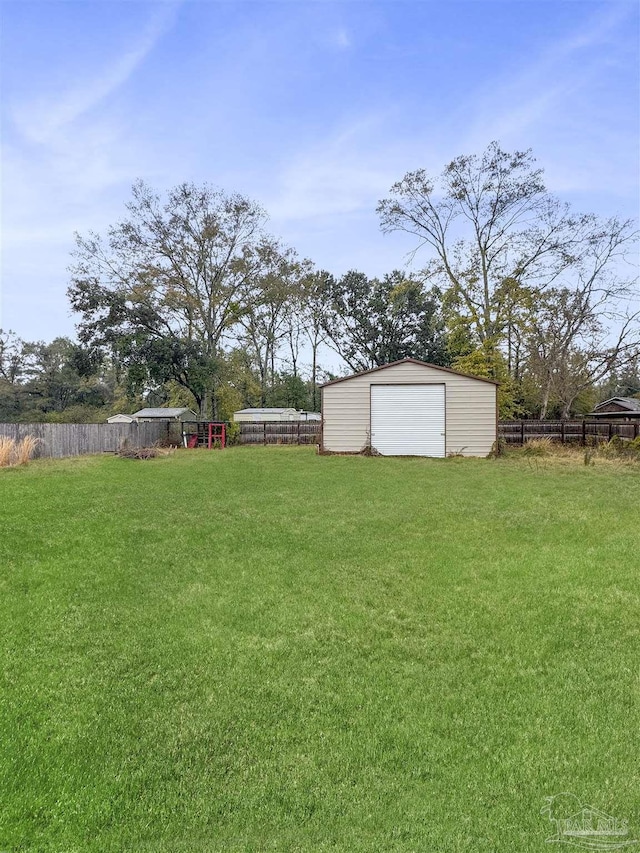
[182,422,226,450]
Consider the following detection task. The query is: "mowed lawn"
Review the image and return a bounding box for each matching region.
[1,447,638,852]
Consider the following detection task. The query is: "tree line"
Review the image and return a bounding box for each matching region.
[1,143,638,423]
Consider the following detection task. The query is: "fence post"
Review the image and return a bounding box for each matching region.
[560,421,565,444]
[520,421,525,445]
[297,422,301,445]
[582,420,586,447]
[263,423,267,445]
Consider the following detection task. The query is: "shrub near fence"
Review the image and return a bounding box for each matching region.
[0,422,176,459]
[498,420,639,446]
[239,421,321,445]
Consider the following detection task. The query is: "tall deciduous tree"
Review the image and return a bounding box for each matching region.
[377,142,638,387]
[525,287,639,418]
[0,330,28,384]
[68,181,292,418]
[0,330,30,419]
[299,270,333,411]
[599,357,640,400]
[240,246,310,405]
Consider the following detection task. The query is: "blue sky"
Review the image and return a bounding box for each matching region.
[1,0,638,343]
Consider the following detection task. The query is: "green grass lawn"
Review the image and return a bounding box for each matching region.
[1,447,638,852]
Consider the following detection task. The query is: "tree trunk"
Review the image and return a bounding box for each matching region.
[200,390,210,420]
[258,358,268,407]
[289,330,298,378]
[540,380,551,420]
[560,396,574,420]
[311,343,318,411]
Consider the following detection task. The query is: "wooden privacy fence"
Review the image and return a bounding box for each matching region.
[499,420,639,446]
[7,419,632,456]
[239,421,321,445]
[0,421,176,459]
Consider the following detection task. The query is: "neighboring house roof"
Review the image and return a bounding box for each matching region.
[131,407,197,419]
[320,357,500,387]
[589,397,640,417]
[592,397,640,412]
[234,408,298,414]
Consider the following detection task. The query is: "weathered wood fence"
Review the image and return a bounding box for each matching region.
[0,422,176,459]
[239,421,321,445]
[6,419,632,456]
[498,420,639,446]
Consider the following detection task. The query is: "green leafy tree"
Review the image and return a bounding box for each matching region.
[322,270,448,372]
[0,330,30,420]
[214,348,262,422]
[68,181,294,418]
[240,246,310,405]
[18,338,112,419]
[452,346,521,419]
[299,270,333,411]
[268,373,311,410]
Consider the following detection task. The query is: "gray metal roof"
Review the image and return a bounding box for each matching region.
[234,408,297,414]
[593,397,640,412]
[132,407,196,418]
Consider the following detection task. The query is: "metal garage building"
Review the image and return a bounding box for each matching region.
[321,358,498,458]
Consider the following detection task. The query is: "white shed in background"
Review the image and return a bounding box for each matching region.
[106,413,135,424]
[321,358,498,458]
[233,408,321,422]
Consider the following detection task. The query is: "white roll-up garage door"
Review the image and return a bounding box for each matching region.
[370,384,445,457]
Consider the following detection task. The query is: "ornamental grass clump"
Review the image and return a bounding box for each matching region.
[0,437,14,467]
[0,436,40,467]
[15,435,40,465]
[522,437,554,456]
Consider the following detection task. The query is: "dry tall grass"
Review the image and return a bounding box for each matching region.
[510,435,640,469]
[15,435,40,465]
[0,436,40,467]
[0,437,14,466]
[521,437,555,456]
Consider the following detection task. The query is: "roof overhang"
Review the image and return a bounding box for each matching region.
[320,357,500,388]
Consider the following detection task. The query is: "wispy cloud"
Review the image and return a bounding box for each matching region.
[12,2,181,146]
[461,2,638,174]
[1,0,636,342]
[267,114,404,222]
[334,27,352,50]
[1,2,184,336]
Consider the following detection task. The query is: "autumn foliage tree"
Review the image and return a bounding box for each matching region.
[378,142,638,408]
[68,181,301,418]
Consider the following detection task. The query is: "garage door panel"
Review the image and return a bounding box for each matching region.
[370,385,445,457]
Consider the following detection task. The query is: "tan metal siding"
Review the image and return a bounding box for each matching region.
[322,361,497,457]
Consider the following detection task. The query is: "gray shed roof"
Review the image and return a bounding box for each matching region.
[234,408,297,414]
[132,407,196,419]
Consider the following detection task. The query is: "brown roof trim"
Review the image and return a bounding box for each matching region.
[320,357,500,388]
[592,397,640,412]
[588,411,640,418]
